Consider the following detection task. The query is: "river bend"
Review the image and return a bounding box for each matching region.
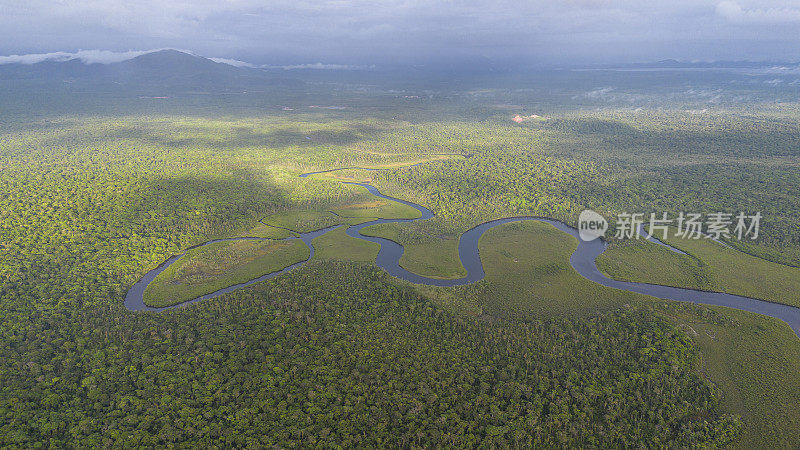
[125,170,800,339]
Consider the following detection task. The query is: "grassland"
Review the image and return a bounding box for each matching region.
[597,239,714,290]
[598,233,800,308]
[261,184,420,232]
[144,238,309,307]
[329,195,421,220]
[360,222,466,279]
[422,221,653,319]
[311,226,379,262]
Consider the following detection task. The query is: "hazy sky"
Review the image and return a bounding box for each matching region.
[1,0,799,67]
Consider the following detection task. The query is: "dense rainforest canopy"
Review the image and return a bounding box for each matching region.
[2,83,800,446]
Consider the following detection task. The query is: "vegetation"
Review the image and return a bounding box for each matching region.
[1,263,741,447]
[361,222,466,279]
[652,302,800,449]
[261,210,345,233]
[449,220,800,447]
[260,184,420,232]
[366,111,800,267]
[311,226,379,262]
[598,236,800,447]
[597,239,715,291]
[598,232,800,308]
[236,221,297,239]
[3,77,800,446]
[144,238,309,307]
[473,221,650,318]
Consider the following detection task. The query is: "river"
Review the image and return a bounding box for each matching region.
[125,171,800,339]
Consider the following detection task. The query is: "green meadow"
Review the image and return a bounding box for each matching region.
[598,232,800,308]
[360,222,467,279]
[144,238,309,307]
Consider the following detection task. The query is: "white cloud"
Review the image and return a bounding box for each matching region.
[585,86,615,99]
[0,49,161,65]
[208,57,256,68]
[716,1,800,23]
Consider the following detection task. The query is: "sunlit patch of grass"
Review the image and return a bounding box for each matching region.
[597,239,714,290]
[238,222,298,239]
[144,238,309,307]
[311,226,379,263]
[360,222,467,279]
[261,210,341,233]
[600,232,800,308]
[330,194,421,220]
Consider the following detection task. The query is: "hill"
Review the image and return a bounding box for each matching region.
[0,49,302,91]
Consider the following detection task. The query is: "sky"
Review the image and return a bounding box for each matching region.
[1,0,799,68]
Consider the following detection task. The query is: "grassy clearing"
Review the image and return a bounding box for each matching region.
[302,170,375,183]
[330,187,421,220]
[471,221,650,319]
[653,303,800,449]
[366,154,464,167]
[261,210,342,233]
[311,226,379,262]
[398,239,464,279]
[360,222,467,279]
[239,222,297,239]
[597,240,714,290]
[144,238,309,307]
[599,233,800,308]
[262,184,420,232]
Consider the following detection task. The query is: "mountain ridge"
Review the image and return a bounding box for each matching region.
[0,49,303,90]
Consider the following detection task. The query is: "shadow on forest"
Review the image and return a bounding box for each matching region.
[118,166,297,237]
[543,117,643,136]
[116,122,391,151]
[538,116,800,158]
[12,116,398,157]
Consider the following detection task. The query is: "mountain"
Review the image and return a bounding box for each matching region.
[0,49,303,91]
[108,50,253,83]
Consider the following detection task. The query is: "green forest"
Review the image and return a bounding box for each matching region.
[2,263,742,447]
[2,88,800,447]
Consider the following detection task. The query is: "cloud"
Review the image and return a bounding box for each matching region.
[585,86,615,99]
[0,49,159,65]
[208,57,257,68]
[1,1,800,65]
[716,1,800,23]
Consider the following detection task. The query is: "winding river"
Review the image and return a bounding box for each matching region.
[125,169,800,339]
